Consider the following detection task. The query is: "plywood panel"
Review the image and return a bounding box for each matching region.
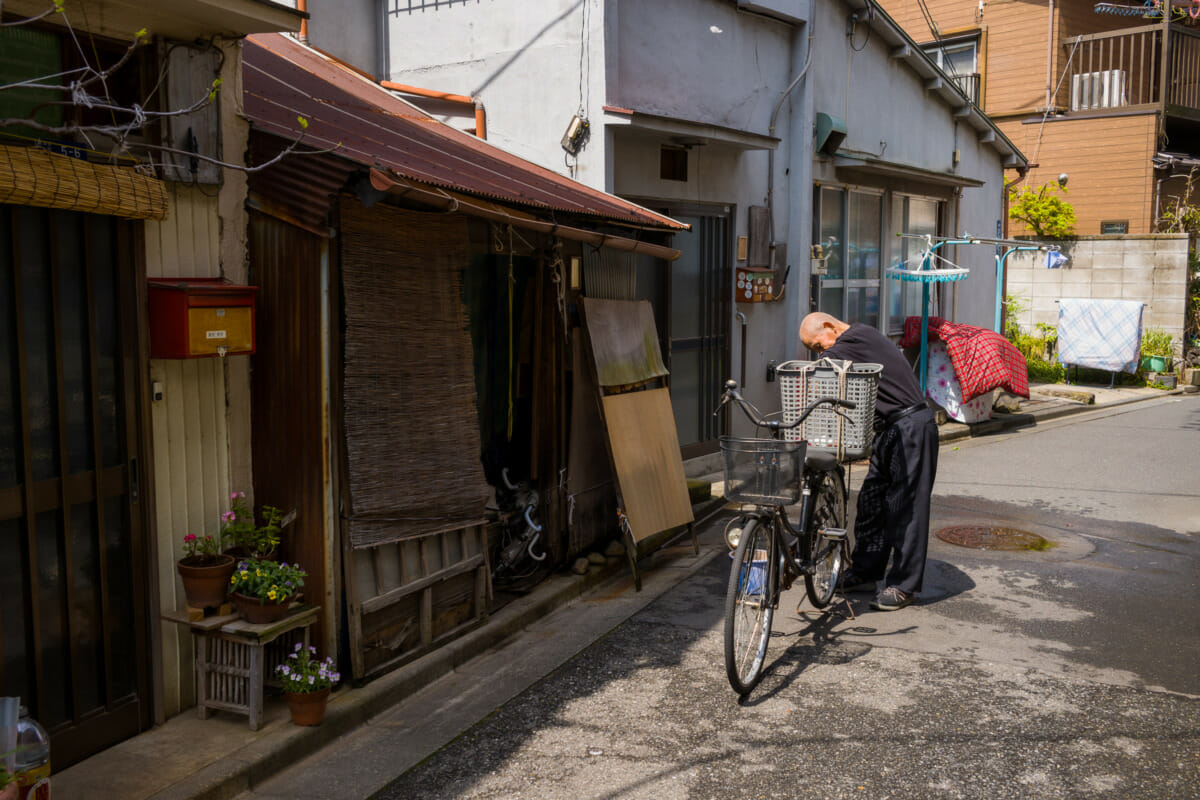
[601,388,693,543]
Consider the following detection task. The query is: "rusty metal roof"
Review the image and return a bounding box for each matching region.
[243,34,685,231]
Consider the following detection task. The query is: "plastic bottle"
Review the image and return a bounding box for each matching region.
[13,706,49,800]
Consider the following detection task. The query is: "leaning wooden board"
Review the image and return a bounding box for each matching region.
[600,387,694,542]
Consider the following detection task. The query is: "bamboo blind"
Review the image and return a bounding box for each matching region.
[340,197,490,548]
[0,144,168,220]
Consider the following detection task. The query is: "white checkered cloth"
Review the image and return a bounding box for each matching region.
[1057,298,1144,373]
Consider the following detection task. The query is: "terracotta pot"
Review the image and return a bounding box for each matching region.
[285,686,330,726]
[177,554,236,609]
[0,781,17,800]
[231,592,288,624]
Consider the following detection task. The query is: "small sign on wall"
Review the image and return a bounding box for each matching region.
[736,268,774,303]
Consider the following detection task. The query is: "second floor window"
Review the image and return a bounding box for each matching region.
[923,38,980,105]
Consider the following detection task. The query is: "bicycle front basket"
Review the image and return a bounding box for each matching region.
[719,436,805,506]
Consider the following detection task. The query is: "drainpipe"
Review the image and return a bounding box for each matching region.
[766,24,814,269]
[297,0,308,44]
[1044,0,1053,111]
[380,80,487,140]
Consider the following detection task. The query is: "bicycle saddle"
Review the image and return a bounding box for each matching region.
[803,450,840,473]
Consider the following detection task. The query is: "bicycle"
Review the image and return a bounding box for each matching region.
[717,379,857,695]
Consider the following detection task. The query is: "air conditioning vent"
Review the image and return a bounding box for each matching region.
[1070,70,1127,111]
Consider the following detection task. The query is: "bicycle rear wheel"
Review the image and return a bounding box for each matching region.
[724,517,776,695]
[805,469,847,609]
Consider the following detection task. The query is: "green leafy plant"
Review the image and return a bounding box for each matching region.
[222,492,284,558]
[1141,327,1175,358]
[1003,291,1030,340]
[229,558,305,604]
[1157,169,1200,233]
[275,643,339,694]
[1009,182,1076,238]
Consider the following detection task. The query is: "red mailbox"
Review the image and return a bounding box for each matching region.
[148,278,257,358]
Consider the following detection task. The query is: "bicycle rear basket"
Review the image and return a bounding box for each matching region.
[719,436,805,506]
[777,358,881,460]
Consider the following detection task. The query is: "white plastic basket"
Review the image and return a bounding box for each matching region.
[777,358,881,460]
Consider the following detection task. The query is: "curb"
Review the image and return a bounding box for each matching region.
[936,387,1184,445]
[151,497,731,800]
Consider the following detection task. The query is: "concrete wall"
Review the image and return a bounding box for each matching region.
[1006,234,1189,355]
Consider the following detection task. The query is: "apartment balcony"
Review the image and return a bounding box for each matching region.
[1059,23,1200,119]
[951,72,981,106]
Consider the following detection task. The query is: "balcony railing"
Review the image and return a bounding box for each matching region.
[950,72,981,106]
[1060,23,1200,115]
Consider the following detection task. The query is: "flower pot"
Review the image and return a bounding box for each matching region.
[177,554,236,609]
[285,686,330,726]
[1141,355,1170,373]
[0,782,17,800]
[231,592,288,624]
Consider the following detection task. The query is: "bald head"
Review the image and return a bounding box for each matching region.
[800,312,849,354]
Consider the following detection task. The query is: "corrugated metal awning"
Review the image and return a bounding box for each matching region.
[243,34,686,232]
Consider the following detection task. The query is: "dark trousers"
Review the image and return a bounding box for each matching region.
[850,407,939,594]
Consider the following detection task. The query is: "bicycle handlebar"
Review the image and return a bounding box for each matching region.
[719,379,856,434]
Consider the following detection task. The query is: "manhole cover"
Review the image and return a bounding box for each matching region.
[935,525,1052,551]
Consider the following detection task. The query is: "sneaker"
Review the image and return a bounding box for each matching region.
[839,571,877,593]
[870,586,914,611]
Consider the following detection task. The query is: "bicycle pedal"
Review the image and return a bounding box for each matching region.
[820,527,848,540]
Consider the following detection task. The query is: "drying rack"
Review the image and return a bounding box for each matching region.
[885,234,1060,391]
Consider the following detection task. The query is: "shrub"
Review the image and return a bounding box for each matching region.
[1009,182,1076,238]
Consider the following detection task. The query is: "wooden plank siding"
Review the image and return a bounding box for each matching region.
[144,183,232,717]
[1001,113,1158,233]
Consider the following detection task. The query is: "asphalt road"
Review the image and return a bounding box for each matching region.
[244,395,1200,800]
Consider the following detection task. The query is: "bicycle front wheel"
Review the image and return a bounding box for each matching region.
[805,469,847,609]
[724,517,775,695]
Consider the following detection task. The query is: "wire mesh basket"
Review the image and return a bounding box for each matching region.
[719,435,805,506]
[777,358,881,460]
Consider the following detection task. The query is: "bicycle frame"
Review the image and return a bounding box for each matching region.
[738,466,838,612]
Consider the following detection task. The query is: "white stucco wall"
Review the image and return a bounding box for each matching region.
[807,0,1007,333]
[388,0,608,186]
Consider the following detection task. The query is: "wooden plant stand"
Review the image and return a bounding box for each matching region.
[163,604,320,730]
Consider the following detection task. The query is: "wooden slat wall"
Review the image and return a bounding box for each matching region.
[1000,113,1157,233]
[248,212,329,663]
[144,183,231,716]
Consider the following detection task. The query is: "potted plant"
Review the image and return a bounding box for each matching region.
[229,558,305,624]
[1,767,15,800]
[176,532,236,609]
[221,491,285,560]
[275,643,340,726]
[1140,327,1175,374]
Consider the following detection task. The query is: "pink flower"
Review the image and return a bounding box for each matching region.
[231,491,245,500]
[222,511,236,522]
[183,533,196,543]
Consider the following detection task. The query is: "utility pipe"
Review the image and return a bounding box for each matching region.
[369,168,682,260]
[297,0,308,44]
[766,23,814,267]
[1044,0,1054,111]
[380,80,487,139]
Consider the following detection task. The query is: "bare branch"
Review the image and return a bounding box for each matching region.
[0,0,64,27]
[130,135,342,174]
